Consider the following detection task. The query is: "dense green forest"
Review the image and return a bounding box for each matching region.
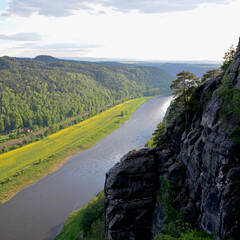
[0,56,174,133]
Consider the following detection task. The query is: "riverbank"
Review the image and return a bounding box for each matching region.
[54,97,173,240]
[55,190,105,240]
[0,98,147,203]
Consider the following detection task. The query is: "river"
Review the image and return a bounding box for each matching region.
[0,95,172,240]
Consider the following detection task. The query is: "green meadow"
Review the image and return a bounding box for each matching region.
[0,98,147,202]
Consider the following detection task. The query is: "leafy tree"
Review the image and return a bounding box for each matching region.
[86,216,105,239]
[201,69,220,83]
[152,122,168,148]
[2,145,8,153]
[17,128,21,138]
[221,44,236,75]
[12,113,23,129]
[0,119,4,133]
[30,133,36,142]
[170,71,200,127]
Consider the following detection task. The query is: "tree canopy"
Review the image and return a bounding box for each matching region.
[221,44,236,75]
[0,57,175,133]
[170,71,199,127]
[201,69,221,83]
[170,71,199,106]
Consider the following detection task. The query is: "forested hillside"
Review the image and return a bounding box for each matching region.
[137,62,220,77]
[0,56,174,133]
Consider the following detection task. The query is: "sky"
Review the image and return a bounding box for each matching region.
[0,0,239,61]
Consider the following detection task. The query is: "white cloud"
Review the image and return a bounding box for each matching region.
[0,0,239,61]
[3,0,232,17]
[0,32,42,41]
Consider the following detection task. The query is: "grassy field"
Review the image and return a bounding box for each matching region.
[55,190,105,240]
[0,97,147,203]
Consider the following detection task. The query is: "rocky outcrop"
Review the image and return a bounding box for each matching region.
[163,74,240,239]
[105,41,240,240]
[104,148,158,240]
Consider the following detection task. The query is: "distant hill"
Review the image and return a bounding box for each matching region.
[135,62,220,77]
[60,57,220,77]
[158,63,220,77]
[32,56,220,76]
[33,55,61,64]
[13,55,220,78]
[0,56,175,133]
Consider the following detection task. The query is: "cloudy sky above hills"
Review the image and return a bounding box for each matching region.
[0,0,239,61]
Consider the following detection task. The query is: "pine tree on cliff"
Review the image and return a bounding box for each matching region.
[221,44,236,75]
[170,71,199,128]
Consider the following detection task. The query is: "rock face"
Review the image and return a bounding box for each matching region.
[105,41,240,240]
[105,148,158,240]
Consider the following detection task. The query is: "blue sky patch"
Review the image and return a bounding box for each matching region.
[0,0,7,12]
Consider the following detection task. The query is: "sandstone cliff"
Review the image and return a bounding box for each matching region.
[105,40,240,240]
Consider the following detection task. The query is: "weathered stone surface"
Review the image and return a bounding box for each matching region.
[105,148,159,240]
[105,40,240,240]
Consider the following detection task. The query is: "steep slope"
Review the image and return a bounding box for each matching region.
[105,41,240,239]
[0,57,174,132]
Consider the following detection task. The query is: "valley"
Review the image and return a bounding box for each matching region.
[0,95,172,240]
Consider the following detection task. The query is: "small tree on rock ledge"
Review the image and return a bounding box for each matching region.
[170,71,200,128]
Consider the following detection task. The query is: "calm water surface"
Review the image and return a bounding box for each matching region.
[0,96,172,240]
